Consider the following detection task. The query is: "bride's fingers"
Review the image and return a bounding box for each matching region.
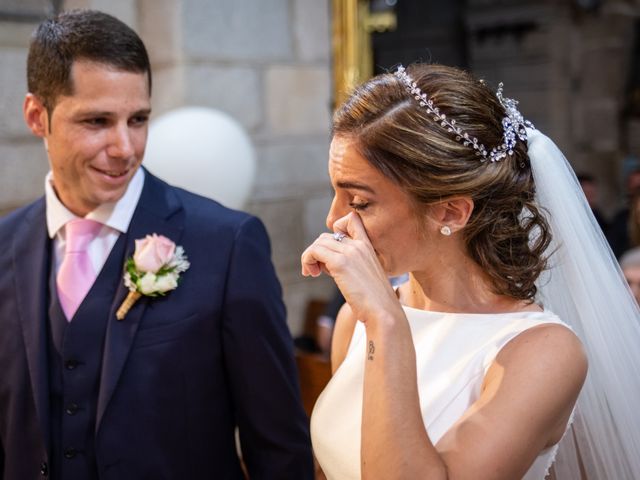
[301,225,375,279]
[301,242,341,277]
[301,260,322,277]
[333,212,369,244]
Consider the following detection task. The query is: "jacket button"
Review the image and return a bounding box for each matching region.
[40,461,48,476]
[65,402,79,415]
[64,447,77,459]
[65,359,78,370]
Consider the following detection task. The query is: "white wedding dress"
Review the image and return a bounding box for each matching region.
[311,305,570,480]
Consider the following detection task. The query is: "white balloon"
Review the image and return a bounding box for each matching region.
[144,107,256,209]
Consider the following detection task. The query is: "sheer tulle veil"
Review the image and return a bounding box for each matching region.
[528,128,640,479]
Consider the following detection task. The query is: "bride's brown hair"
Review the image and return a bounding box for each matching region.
[333,63,551,301]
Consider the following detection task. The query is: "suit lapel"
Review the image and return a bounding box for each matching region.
[96,172,184,432]
[13,199,52,452]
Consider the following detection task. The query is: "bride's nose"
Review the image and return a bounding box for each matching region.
[325,196,346,231]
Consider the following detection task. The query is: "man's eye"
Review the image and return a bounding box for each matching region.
[130,115,149,126]
[84,118,107,126]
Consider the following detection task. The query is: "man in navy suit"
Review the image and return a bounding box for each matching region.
[0,10,313,479]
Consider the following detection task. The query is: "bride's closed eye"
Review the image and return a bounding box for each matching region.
[349,201,369,211]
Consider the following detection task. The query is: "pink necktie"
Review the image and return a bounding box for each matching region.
[57,218,102,321]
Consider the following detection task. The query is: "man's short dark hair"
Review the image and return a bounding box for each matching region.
[27,9,152,112]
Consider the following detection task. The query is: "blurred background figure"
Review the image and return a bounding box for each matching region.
[620,247,640,305]
[627,190,640,251]
[608,169,640,257]
[315,288,345,355]
[577,173,608,232]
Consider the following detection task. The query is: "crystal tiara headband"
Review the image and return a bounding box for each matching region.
[394,65,534,163]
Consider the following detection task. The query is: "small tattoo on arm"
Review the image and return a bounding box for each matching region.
[368,340,375,360]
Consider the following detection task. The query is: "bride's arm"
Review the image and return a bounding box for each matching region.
[361,315,586,480]
[359,309,446,478]
[436,324,585,476]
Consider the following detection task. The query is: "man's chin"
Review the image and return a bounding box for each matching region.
[90,168,138,201]
[84,181,130,207]
[96,188,129,206]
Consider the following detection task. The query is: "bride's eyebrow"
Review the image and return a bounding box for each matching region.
[336,181,376,194]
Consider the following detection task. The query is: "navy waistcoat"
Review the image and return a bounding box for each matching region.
[47,234,127,480]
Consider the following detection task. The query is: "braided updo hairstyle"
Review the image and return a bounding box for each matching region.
[332,64,551,302]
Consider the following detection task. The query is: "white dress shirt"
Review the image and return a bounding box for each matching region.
[45,168,145,276]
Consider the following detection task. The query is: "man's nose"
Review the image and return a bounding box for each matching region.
[108,125,135,159]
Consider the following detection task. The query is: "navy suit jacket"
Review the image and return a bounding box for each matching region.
[0,171,313,479]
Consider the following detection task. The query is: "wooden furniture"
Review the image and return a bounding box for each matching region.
[296,351,332,418]
[295,299,332,418]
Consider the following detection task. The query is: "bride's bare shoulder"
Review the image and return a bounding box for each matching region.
[496,322,587,379]
[488,323,587,418]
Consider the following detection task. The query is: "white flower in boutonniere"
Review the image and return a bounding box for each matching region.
[115,234,190,320]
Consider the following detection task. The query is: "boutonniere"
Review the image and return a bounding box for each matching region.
[116,234,190,320]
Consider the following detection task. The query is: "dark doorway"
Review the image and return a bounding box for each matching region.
[371,0,468,74]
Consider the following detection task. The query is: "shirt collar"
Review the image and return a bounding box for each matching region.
[45,167,145,238]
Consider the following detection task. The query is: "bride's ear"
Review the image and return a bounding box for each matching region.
[429,197,474,234]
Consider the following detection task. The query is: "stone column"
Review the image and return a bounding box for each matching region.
[0,21,49,215]
[64,0,138,27]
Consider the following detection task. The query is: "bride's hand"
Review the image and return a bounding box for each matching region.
[301,212,402,323]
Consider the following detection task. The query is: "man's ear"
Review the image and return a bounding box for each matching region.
[23,93,49,137]
[430,197,474,233]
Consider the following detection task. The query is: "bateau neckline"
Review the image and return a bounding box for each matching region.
[400,303,548,318]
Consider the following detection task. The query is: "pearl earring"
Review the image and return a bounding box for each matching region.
[440,225,452,236]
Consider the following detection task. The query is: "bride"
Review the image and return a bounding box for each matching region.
[301,63,640,479]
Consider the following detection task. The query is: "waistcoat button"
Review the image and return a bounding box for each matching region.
[66,402,79,415]
[65,359,78,370]
[64,447,77,459]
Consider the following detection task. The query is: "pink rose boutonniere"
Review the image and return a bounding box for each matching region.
[115,234,190,320]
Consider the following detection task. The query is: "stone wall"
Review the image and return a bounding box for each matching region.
[0,21,49,216]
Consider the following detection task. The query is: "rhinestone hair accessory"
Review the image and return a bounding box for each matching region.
[394,65,534,163]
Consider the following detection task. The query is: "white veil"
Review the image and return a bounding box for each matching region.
[528,128,640,479]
